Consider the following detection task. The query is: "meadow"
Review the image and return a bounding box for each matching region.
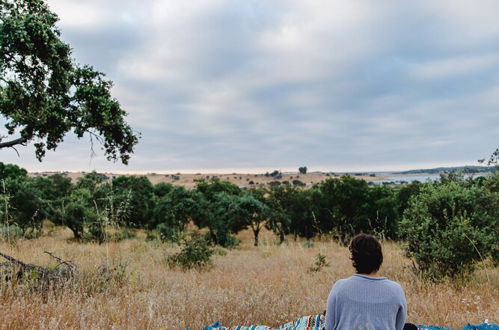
[0,228,496,329]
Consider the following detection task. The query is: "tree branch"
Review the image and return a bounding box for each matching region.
[0,136,27,149]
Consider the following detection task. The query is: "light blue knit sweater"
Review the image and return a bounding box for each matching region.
[325,274,407,330]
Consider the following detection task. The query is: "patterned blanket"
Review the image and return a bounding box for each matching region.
[200,314,499,330]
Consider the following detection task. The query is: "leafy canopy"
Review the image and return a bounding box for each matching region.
[0,0,138,162]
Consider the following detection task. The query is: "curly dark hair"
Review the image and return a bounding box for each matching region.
[349,234,383,274]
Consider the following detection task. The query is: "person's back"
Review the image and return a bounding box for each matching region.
[325,234,408,330]
[326,274,406,330]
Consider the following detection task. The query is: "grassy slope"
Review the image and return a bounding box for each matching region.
[0,228,497,329]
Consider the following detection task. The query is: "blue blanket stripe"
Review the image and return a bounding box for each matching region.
[198,315,498,330]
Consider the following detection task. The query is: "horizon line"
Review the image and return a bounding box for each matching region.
[24,163,493,175]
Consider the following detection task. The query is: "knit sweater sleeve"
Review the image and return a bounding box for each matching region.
[325,281,340,330]
[395,285,408,330]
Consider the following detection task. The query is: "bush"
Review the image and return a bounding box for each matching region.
[157,223,183,243]
[292,180,305,187]
[309,253,329,272]
[399,182,498,281]
[0,224,23,242]
[302,240,315,248]
[85,214,107,244]
[203,230,240,249]
[166,234,214,270]
[111,228,136,242]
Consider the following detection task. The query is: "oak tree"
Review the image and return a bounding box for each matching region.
[0,0,138,162]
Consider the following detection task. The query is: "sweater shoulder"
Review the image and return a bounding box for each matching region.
[385,279,404,292]
[330,278,348,295]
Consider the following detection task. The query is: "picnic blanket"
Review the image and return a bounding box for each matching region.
[200,314,499,330]
[203,314,324,330]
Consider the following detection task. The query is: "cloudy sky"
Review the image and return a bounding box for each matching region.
[1,0,499,173]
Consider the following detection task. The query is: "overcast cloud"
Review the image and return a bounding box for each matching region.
[1,0,498,172]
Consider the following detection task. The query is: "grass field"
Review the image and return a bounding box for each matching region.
[0,228,497,329]
[30,171,390,189]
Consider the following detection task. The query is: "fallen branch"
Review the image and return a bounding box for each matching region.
[0,251,77,293]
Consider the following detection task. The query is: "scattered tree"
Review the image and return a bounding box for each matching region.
[235,189,272,246]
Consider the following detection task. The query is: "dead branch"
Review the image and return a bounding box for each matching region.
[44,251,76,270]
[0,251,77,294]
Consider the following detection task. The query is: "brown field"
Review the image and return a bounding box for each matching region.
[30,171,393,188]
[0,228,497,329]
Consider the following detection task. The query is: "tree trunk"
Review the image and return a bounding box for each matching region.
[279,230,285,244]
[69,226,82,240]
[253,227,260,246]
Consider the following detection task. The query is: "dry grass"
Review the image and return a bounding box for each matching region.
[0,228,497,329]
[31,171,391,188]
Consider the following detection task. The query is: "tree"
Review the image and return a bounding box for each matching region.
[399,181,498,280]
[396,181,422,218]
[0,162,27,180]
[74,171,110,212]
[366,185,398,239]
[32,173,72,225]
[278,187,317,240]
[235,189,272,246]
[265,186,291,244]
[62,188,91,240]
[111,176,154,227]
[75,172,108,191]
[153,182,174,198]
[195,178,241,200]
[298,166,307,174]
[192,178,243,246]
[3,177,47,236]
[0,0,138,162]
[479,147,499,166]
[192,191,241,247]
[315,176,371,242]
[152,185,197,231]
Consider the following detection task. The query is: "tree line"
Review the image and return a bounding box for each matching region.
[1,162,497,279]
[0,163,401,244]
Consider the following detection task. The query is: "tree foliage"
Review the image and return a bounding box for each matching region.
[5,176,46,236]
[399,181,498,280]
[235,189,272,246]
[0,162,27,180]
[152,185,197,231]
[0,0,138,162]
[110,176,153,227]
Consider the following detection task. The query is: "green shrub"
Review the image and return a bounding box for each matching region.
[111,228,136,242]
[86,215,107,244]
[204,230,239,248]
[157,223,183,243]
[145,231,157,241]
[0,224,23,242]
[302,240,315,248]
[166,234,214,270]
[399,182,498,281]
[292,180,305,187]
[212,246,228,256]
[309,253,330,272]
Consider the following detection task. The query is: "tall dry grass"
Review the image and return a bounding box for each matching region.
[0,228,497,329]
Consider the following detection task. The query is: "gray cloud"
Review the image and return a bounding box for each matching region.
[1,0,498,172]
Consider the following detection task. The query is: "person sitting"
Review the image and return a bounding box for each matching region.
[325,233,409,330]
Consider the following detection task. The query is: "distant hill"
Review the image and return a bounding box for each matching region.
[394,165,495,175]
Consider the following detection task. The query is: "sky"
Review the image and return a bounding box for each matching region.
[1,0,498,173]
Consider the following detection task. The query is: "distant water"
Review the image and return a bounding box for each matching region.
[375,173,485,184]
